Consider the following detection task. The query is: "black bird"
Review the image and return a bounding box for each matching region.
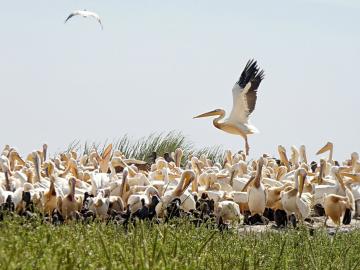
[274,209,288,227]
[313,204,325,216]
[208,199,215,213]
[165,198,181,220]
[148,195,160,220]
[83,210,96,222]
[289,214,297,228]
[119,205,132,228]
[247,214,269,225]
[163,152,175,163]
[3,195,15,212]
[310,161,318,173]
[217,216,229,231]
[52,209,64,226]
[82,192,93,210]
[342,208,352,225]
[134,198,149,220]
[149,152,157,164]
[22,191,34,213]
[263,208,275,221]
[22,191,31,205]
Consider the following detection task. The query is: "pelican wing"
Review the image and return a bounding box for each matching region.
[232,191,248,203]
[228,60,264,124]
[296,193,312,219]
[88,12,103,29]
[314,184,337,205]
[351,184,360,200]
[64,11,81,23]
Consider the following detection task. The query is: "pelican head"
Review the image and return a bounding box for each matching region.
[351,152,359,161]
[299,145,307,163]
[277,145,286,155]
[316,142,333,155]
[258,156,265,168]
[277,145,290,169]
[193,109,223,119]
[290,145,299,162]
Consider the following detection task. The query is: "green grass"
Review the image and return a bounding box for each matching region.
[65,131,225,164]
[1,216,360,270]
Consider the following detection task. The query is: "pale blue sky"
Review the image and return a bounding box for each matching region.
[1,0,359,161]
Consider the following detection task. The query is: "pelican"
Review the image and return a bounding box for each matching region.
[316,142,334,166]
[242,157,267,216]
[323,168,355,226]
[64,10,103,30]
[281,168,313,223]
[193,60,264,155]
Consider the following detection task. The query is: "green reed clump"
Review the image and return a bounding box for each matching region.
[65,131,225,164]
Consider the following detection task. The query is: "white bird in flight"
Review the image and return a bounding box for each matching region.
[193,60,265,156]
[65,9,103,30]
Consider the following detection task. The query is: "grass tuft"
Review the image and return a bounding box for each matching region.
[1,217,360,269]
[65,131,225,164]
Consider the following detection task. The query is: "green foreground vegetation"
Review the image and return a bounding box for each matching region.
[1,216,360,270]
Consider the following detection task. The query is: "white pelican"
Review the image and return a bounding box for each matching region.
[281,168,312,222]
[65,10,103,30]
[193,60,264,155]
[242,157,267,216]
[58,177,83,220]
[155,170,195,217]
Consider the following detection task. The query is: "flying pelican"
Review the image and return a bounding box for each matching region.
[193,60,264,155]
[64,10,103,30]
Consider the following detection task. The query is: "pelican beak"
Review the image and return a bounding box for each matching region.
[193,109,219,119]
[339,166,352,173]
[341,172,360,182]
[229,170,235,186]
[300,145,308,164]
[48,162,54,176]
[15,152,26,166]
[225,150,233,165]
[334,171,346,189]
[298,171,306,197]
[316,142,333,155]
[43,144,48,162]
[179,170,195,196]
[174,148,183,168]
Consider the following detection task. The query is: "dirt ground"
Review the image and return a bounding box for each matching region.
[236,217,360,235]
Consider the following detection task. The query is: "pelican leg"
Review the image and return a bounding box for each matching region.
[244,137,250,156]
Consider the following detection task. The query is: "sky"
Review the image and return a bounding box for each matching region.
[1,0,359,161]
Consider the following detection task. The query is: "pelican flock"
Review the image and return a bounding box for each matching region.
[1,142,359,230]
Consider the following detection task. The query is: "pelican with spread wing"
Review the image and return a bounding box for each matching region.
[65,10,103,30]
[193,60,264,156]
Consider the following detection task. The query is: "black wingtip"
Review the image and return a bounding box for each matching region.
[257,69,265,81]
[238,59,261,88]
[237,59,265,90]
